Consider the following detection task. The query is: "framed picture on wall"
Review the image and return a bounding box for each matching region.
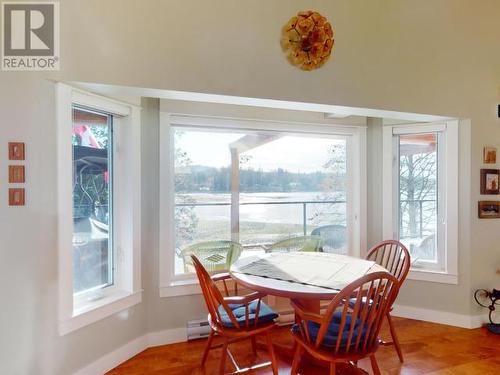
[478,201,500,218]
[483,147,497,164]
[480,169,500,194]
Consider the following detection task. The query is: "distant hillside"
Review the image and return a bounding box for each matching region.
[176,165,345,193]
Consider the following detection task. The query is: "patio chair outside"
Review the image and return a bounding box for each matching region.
[311,224,347,254]
[264,235,322,253]
[180,240,242,273]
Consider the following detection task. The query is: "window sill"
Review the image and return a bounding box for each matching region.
[159,279,201,298]
[59,290,142,335]
[160,274,245,298]
[407,269,458,284]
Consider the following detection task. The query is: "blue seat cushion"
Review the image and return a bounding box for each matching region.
[292,312,367,348]
[217,300,278,328]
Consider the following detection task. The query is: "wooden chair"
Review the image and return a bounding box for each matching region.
[365,240,411,362]
[191,255,279,375]
[290,272,400,375]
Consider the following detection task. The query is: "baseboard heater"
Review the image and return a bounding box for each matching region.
[276,310,295,326]
[187,319,211,341]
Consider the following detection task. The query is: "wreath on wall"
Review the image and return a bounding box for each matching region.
[281,10,334,71]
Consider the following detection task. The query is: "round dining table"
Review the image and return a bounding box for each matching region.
[229,251,388,372]
[230,251,388,314]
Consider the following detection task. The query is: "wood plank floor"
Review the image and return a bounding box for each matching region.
[108,318,500,374]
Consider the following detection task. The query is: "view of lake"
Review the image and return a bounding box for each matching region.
[177,191,346,225]
[175,191,347,249]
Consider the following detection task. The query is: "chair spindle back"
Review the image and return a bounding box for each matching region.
[294,272,399,355]
[366,240,411,284]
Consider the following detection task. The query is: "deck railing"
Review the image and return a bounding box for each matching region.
[175,199,346,236]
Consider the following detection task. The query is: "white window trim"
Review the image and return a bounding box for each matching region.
[159,113,367,297]
[56,83,142,335]
[382,121,459,284]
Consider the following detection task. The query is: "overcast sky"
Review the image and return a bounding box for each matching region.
[175,129,345,173]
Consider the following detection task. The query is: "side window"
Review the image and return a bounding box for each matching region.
[72,107,114,294]
[383,121,459,283]
[396,132,443,268]
[58,84,142,334]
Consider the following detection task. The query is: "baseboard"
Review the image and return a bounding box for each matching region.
[73,334,149,375]
[73,327,187,375]
[470,312,491,328]
[147,327,187,347]
[392,304,488,329]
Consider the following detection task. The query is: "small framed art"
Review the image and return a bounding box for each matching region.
[8,188,25,206]
[484,147,497,164]
[8,165,25,183]
[8,142,25,160]
[480,169,500,194]
[478,201,500,218]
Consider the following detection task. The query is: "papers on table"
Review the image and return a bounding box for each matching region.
[236,252,376,290]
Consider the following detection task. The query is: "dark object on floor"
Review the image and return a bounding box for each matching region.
[474,288,500,332]
[486,323,500,334]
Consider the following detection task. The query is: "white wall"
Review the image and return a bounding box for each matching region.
[0,0,499,373]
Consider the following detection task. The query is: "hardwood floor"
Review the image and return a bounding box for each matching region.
[108,318,500,374]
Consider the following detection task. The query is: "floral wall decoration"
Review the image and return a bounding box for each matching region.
[281,10,334,71]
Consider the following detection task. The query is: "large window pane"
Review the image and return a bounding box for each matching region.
[398,133,438,262]
[173,127,348,274]
[72,107,113,293]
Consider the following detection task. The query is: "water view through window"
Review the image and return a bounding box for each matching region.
[174,127,348,274]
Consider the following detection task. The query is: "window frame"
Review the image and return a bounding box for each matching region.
[57,83,142,335]
[382,121,459,284]
[159,113,367,297]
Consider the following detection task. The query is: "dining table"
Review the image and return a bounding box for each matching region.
[229,251,389,371]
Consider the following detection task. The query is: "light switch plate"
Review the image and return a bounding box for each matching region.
[9,188,25,206]
[8,165,25,183]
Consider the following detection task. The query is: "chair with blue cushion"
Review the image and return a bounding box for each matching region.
[290,271,400,375]
[191,255,279,375]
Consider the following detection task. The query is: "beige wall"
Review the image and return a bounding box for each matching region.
[0,0,499,373]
